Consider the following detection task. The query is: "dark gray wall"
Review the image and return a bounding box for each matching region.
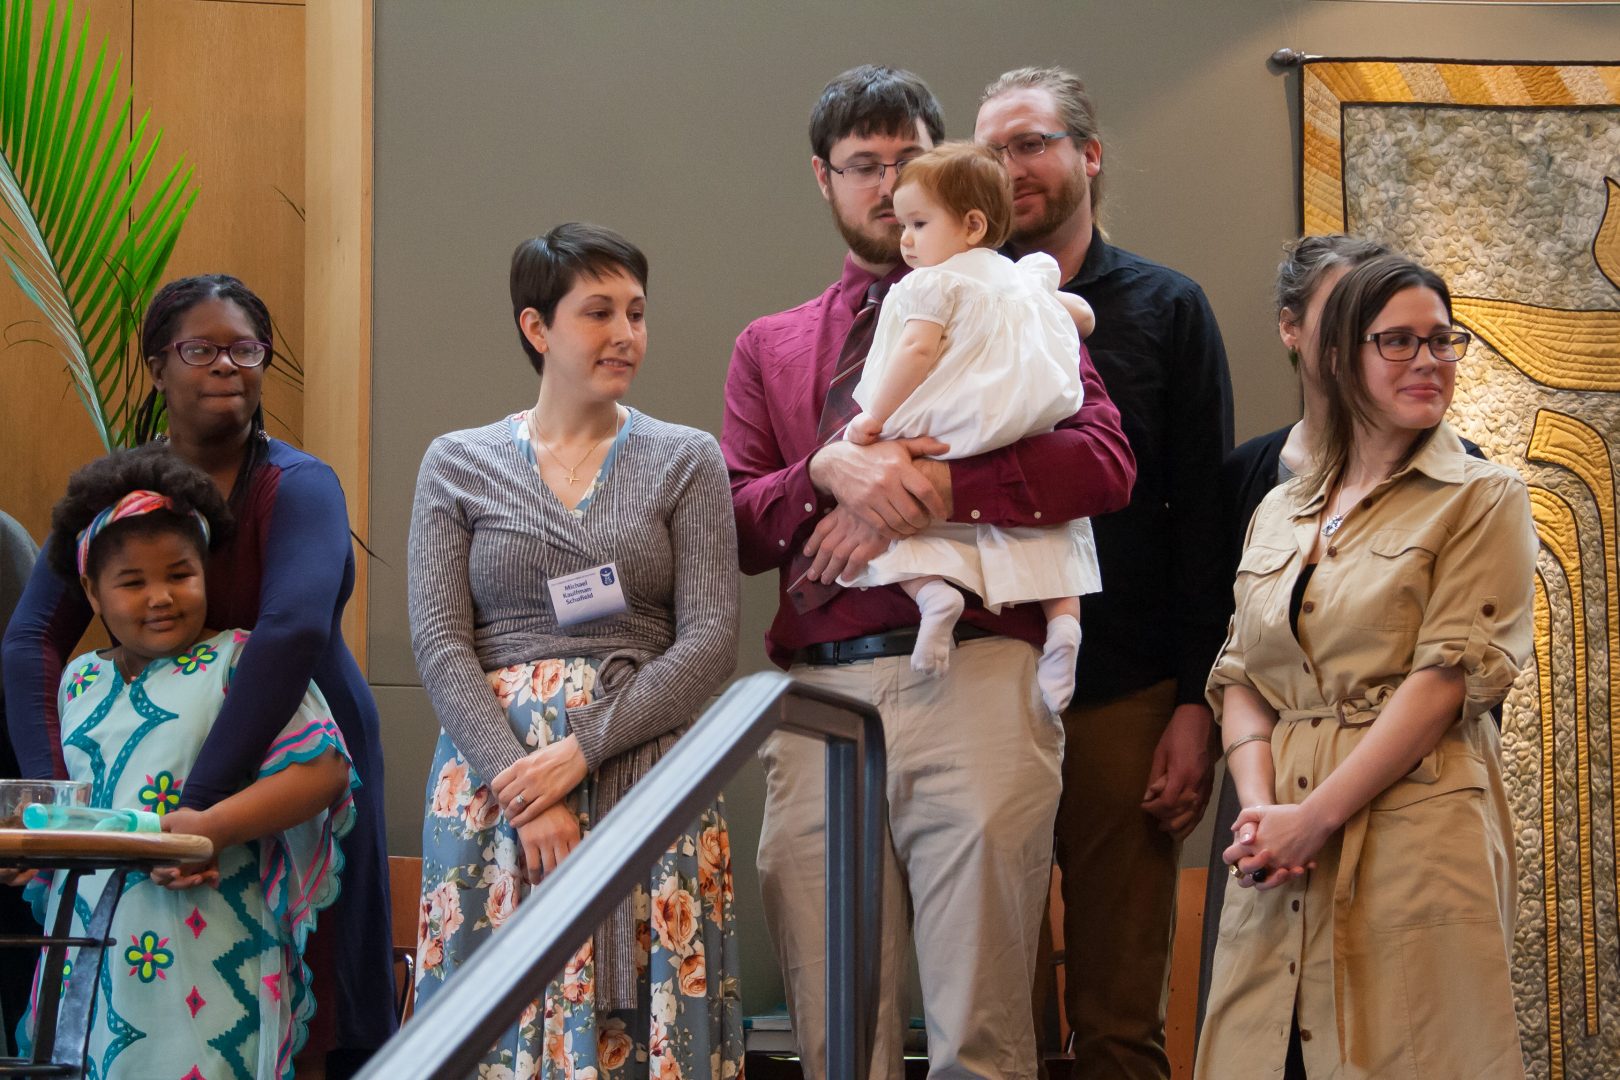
[369,0,1620,1014]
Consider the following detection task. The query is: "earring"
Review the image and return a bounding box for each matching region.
[1287,348,1300,370]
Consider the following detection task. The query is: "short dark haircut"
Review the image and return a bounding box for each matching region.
[809,65,945,163]
[1309,253,1454,491]
[509,223,649,375]
[48,443,233,581]
[895,142,1014,249]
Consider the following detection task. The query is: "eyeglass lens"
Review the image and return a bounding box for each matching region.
[1007,134,1051,160]
[993,133,1069,163]
[830,160,909,189]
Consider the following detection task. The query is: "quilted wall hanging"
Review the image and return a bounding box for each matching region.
[1292,54,1620,1079]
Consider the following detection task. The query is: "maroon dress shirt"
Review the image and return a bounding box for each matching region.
[724,254,1137,668]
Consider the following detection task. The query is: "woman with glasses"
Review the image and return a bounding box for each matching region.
[1,275,396,1077]
[1195,235,1492,1050]
[1195,254,1535,1078]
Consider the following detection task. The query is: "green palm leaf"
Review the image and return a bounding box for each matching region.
[0,0,196,450]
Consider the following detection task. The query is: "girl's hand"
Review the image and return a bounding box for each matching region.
[152,808,221,889]
[493,736,588,828]
[0,867,37,887]
[846,413,884,445]
[160,807,211,841]
[515,803,581,885]
[148,862,221,890]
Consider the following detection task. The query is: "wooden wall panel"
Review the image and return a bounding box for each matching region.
[132,0,304,444]
[0,0,306,547]
[0,0,132,541]
[303,0,370,667]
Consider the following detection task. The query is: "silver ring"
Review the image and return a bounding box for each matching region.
[512,793,527,811]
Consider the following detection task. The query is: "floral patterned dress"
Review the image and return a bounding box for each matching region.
[24,630,355,1079]
[413,412,743,1080]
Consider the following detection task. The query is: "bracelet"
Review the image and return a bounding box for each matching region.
[1224,733,1272,760]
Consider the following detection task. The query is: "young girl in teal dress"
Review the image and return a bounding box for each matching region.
[21,446,356,1079]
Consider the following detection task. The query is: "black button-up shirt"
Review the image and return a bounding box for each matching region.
[1059,228,1234,706]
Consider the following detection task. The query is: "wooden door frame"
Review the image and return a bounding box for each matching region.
[303,0,372,668]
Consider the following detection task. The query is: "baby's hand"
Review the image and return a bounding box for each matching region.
[0,867,37,887]
[846,412,884,445]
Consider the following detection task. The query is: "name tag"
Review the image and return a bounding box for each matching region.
[547,562,628,628]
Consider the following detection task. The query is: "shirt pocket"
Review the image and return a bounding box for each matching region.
[1346,526,1444,631]
[1233,544,1293,650]
[1364,744,1499,930]
[1369,741,1490,812]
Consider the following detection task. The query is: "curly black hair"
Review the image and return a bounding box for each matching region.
[47,444,234,581]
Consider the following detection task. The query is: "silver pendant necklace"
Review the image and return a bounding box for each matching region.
[1322,482,1353,537]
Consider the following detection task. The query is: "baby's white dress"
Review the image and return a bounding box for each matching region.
[844,247,1102,611]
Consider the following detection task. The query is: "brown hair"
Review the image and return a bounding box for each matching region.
[1307,253,1454,491]
[980,65,1105,216]
[1276,234,1390,319]
[809,64,944,162]
[893,141,1013,249]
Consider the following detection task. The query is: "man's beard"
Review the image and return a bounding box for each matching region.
[1010,167,1089,246]
[831,200,901,266]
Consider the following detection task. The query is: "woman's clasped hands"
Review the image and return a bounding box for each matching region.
[1222,801,1330,890]
[494,735,590,884]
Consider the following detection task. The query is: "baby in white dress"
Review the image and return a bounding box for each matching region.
[843,141,1101,714]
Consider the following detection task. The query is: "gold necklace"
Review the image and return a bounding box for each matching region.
[530,410,622,486]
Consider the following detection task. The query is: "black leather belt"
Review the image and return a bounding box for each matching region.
[794,623,997,666]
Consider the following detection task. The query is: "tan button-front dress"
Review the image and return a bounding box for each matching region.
[1195,425,1536,1079]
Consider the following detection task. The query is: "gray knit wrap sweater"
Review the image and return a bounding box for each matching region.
[407,409,739,1008]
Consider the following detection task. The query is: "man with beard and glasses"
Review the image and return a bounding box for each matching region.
[976,66,1233,1080]
[722,65,1134,1078]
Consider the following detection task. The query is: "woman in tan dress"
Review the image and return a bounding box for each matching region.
[1195,254,1536,1079]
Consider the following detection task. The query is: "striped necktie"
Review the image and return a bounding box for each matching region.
[815,280,889,444]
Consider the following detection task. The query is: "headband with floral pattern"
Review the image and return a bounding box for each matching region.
[75,490,211,576]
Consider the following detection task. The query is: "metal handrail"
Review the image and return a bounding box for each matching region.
[358,671,886,1080]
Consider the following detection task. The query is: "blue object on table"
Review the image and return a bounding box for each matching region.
[22,804,161,834]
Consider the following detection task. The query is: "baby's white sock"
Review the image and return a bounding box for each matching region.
[1039,614,1081,714]
[910,580,965,677]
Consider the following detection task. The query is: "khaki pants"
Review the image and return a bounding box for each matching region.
[1054,679,1179,1080]
[757,636,1063,1079]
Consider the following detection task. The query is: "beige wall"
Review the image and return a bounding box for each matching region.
[368,0,1620,1013]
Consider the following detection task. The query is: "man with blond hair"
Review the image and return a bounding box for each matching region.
[977,66,1233,1079]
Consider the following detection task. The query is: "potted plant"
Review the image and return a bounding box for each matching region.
[0,0,196,451]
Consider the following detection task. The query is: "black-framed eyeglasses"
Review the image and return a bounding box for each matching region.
[169,338,271,368]
[1361,329,1472,363]
[984,131,1073,164]
[822,156,917,190]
